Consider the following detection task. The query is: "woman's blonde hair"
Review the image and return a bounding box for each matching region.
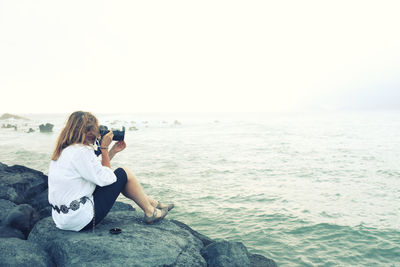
[51,111,99,161]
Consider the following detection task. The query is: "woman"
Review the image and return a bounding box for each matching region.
[48,111,173,231]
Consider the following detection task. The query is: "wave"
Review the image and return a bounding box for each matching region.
[275,222,400,266]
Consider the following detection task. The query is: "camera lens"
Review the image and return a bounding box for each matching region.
[112,127,125,141]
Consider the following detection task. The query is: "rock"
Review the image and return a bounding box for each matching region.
[0,163,48,204]
[171,219,214,246]
[0,162,7,171]
[0,225,25,239]
[1,162,278,266]
[4,204,39,238]
[29,210,207,267]
[0,113,29,120]
[1,123,17,129]
[0,199,17,224]
[39,123,54,133]
[249,254,278,267]
[109,201,135,212]
[0,186,22,204]
[129,126,138,131]
[37,206,52,220]
[27,128,35,133]
[201,241,251,267]
[0,238,53,267]
[28,189,49,212]
[28,189,52,220]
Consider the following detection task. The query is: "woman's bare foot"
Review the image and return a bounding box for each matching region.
[147,196,174,211]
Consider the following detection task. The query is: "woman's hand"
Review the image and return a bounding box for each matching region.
[110,141,126,154]
[100,130,114,148]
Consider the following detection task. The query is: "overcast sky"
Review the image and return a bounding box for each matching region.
[0,0,399,114]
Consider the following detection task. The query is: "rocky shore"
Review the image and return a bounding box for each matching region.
[0,162,277,266]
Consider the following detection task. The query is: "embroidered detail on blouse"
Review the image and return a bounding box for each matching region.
[51,196,90,214]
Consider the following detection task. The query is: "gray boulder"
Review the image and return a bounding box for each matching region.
[29,209,207,267]
[201,240,251,267]
[109,201,135,212]
[0,164,48,204]
[4,203,39,238]
[0,237,52,267]
[0,199,17,224]
[0,185,22,203]
[0,199,26,239]
[171,219,214,246]
[199,240,278,267]
[39,123,54,133]
[1,123,17,129]
[249,254,278,267]
[29,189,49,210]
[0,162,7,171]
[28,189,51,220]
[0,225,25,239]
[37,206,52,221]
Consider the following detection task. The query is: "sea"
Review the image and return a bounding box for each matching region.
[0,111,399,266]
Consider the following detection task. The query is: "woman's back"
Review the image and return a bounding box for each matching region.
[48,144,97,206]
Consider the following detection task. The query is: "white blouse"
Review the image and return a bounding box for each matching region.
[48,144,117,231]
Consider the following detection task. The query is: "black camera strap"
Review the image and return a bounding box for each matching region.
[94,139,102,156]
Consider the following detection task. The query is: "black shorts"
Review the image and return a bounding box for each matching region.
[80,167,128,231]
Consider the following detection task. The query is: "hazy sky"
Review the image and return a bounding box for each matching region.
[1,0,399,114]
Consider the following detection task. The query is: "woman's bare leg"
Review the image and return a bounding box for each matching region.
[147,196,158,207]
[121,167,163,218]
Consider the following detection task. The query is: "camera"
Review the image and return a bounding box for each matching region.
[94,125,126,156]
[99,125,125,141]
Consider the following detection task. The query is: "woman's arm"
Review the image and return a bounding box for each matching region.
[100,131,114,167]
[101,148,111,167]
[109,141,126,161]
[71,146,116,186]
[108,149,116,161]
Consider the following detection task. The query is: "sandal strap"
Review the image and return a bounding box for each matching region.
[156,202,174,211]
[151,208,157,219]
[144,208,158,223]
[144,208,168,224]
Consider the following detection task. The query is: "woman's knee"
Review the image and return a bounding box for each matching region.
[114,167,128,185]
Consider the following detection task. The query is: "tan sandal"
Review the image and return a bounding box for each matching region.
[144,208,168,224]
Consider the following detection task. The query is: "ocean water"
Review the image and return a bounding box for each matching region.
[0,111,399,266]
